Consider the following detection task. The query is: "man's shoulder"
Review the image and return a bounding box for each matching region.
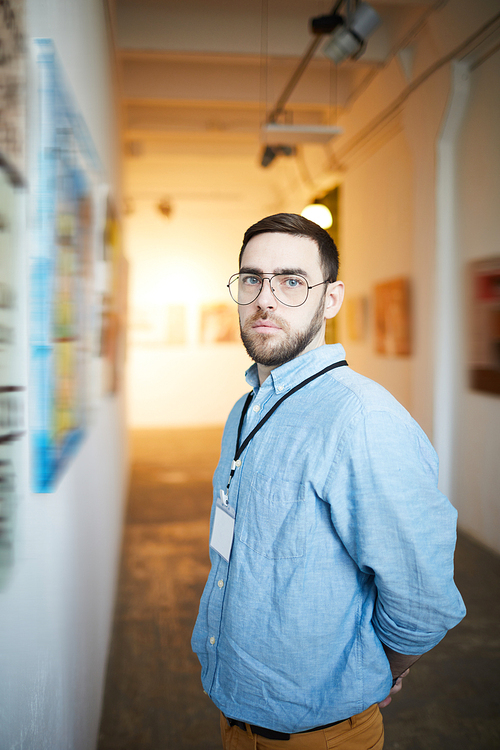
[324,364,411,421]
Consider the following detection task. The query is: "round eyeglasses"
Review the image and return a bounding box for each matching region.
[227,272,330,308]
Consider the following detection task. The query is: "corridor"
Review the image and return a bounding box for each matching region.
[97,429,500,750]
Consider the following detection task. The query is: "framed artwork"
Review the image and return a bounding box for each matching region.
[30,40,101,492]
[129,303,185,348]
[468,258,500,395]
[0,0,26,582]
[374,278,411,356]
[99,198,127,393]
[0,167,26,583]
[200,303,240,344]
[0,0,25,185]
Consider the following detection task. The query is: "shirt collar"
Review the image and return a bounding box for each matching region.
[244,344,346,395]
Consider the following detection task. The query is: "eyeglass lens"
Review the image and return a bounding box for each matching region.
[228,273,309,307]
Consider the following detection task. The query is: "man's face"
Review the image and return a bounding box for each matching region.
[238,232,334,370]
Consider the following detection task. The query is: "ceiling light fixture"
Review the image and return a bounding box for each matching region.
[301,203,333,229]
[259,1,381,168]
[262,123,343,145]
[260,144,296,168]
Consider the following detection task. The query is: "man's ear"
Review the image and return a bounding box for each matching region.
[324,281,344,320]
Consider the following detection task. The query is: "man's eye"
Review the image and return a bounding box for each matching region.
[241,275,261,286]
[282,276,305,288]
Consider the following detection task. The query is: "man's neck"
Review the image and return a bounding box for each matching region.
[257,363,274,385]
[256,337,326,385]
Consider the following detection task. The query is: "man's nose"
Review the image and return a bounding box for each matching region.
[256,277,277,308]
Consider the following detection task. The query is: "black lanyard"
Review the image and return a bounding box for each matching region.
[225,359,348,493]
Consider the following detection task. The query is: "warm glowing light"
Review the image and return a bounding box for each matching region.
[301,204,333,229]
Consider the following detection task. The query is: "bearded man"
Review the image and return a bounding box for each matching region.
[192,213,465,750]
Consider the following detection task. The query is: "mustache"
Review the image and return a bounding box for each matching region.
[244,311,287,328]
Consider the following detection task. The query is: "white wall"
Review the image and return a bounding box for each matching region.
[125,179,257,428]
[454,49,500,554]
[123,0,500,554]
[339,127,414,411]
[308,0,500,552]
[0,2,128,749]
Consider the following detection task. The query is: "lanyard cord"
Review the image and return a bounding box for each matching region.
[226,359,348,492]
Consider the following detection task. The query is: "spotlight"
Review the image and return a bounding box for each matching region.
[310,12,344,36]
[323,2,380,65]
[260,144,295,168]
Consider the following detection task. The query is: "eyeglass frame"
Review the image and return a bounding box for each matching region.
[227,272,332,308]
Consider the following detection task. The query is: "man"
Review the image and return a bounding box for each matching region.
[192,213,465,750]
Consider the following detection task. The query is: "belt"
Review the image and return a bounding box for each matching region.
[225,715,348,741]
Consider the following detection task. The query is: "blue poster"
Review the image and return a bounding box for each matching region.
[31,40,101,492]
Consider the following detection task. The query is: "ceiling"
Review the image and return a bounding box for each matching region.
[109,0,441,218]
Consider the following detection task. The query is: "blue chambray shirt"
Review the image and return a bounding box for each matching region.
[191,344,466,733]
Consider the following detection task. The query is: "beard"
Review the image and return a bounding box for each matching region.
[239,297,325,368]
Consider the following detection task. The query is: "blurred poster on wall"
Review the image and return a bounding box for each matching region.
[468,258,500,395]
[374,278,411,356]
[0,171,26,583]
[0,0,26,584]
[200,303,239,344]
[99,197,127,395]
[31,40,101,492]
[0,0,25,184]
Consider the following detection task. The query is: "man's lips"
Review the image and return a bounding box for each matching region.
[251,319,281,331]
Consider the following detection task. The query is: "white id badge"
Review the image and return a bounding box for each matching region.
[210,491,235,562]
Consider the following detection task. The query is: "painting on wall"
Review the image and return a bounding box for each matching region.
[374,278,411,356]
[30,40,102,492]
[468,258,500,396]
[0,0,26,583]
[0,166,26,584]
[129,303,186,348]
[99,197,127,394]
[0,0,25,185]
[200,303,240,344]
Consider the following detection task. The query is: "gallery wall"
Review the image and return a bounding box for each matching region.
[124,0,500,556]
[333,0,500,554]
[0,2,128,750]
[125,197,254,427]
[339,128,414,413]
[454,49,500,553]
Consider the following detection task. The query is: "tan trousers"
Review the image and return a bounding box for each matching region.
[220,704,384,750]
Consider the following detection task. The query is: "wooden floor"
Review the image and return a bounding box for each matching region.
[98,428,500,750]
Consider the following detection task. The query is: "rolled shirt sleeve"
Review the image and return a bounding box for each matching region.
[327,407,466,655]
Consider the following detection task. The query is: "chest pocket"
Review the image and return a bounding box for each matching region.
[238,472,306,559]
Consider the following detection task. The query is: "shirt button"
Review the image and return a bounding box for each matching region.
[209,636,216,645]
[235,459,241,467]
[218,579,224,588]
[277,385,284,392]
[253,404,261,413]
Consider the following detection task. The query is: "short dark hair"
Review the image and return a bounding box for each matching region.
[239,213,339,281]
